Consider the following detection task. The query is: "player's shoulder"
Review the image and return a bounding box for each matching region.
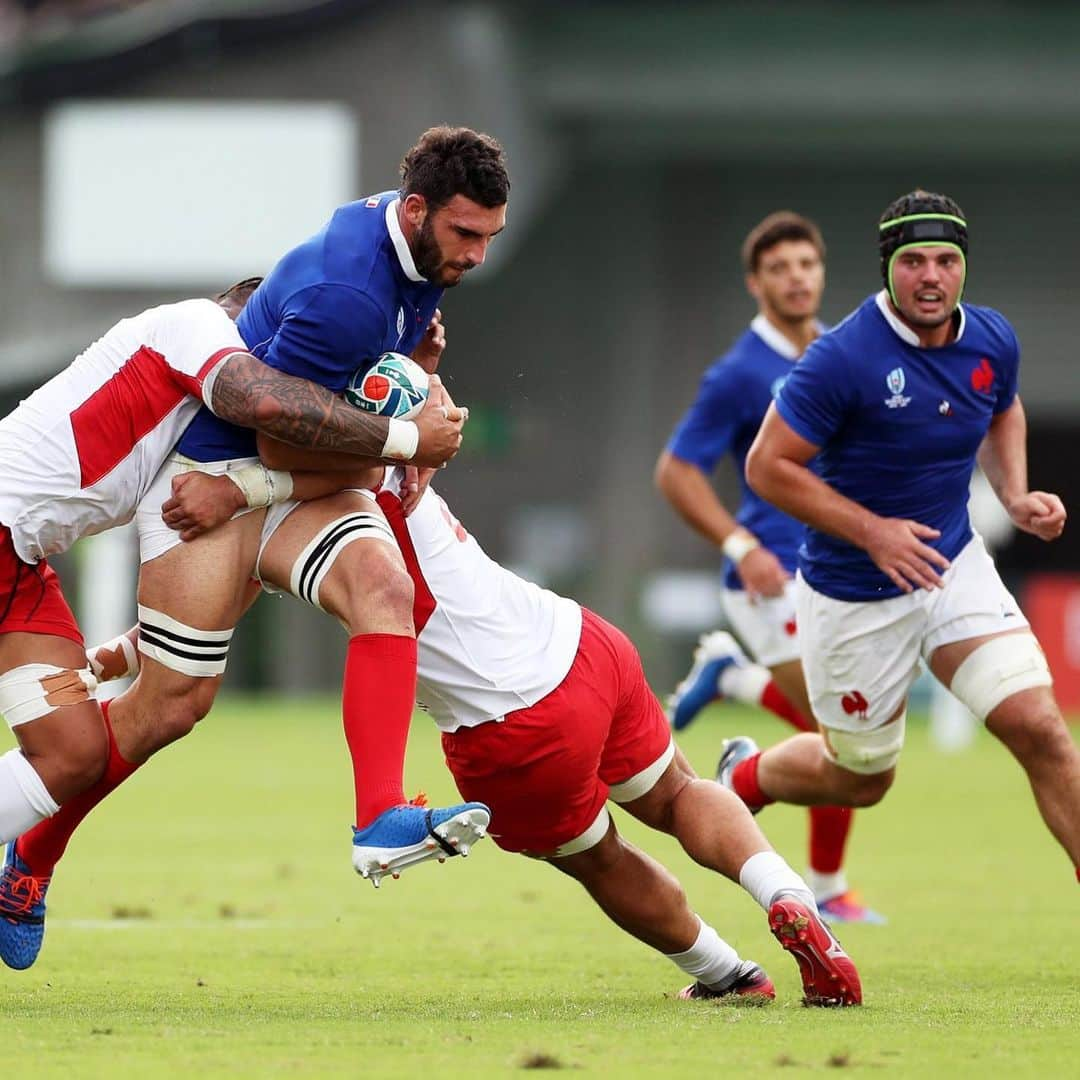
[128,297,236,339]
[960,302,1019,355]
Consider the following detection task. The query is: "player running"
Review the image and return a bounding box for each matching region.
[656,212,883,924]
[0,285,465,966]
[96,461,863,1006]
[0,126,507,969]
[728,189,1080,888]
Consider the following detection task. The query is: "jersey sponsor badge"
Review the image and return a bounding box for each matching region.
[396,306,406,338]
[770,374,788,399]
[884,366,912,409]
[366,196,380,208]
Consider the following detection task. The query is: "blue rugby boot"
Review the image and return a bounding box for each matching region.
[351,794,490,888]
[0,842,50,970]
[666,631,749,732]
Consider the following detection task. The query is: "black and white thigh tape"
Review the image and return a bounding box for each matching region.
[289,511,396,611]
[137,604,234,677]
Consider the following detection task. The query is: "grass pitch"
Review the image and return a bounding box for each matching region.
[0,697,1076,1077]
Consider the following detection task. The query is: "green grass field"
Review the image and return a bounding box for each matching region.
[0,698,1075,1078]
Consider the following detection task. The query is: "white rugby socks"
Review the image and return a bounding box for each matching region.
[0,749,59,843]
[665,916,742,990]
[739,850,816,912]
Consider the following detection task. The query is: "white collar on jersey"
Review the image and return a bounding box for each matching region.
[749,313,824,360]
[385,198,427,283]
[875,289,966,347]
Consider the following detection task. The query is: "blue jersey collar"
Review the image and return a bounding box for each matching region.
[385,198,427,283]
[874,289,966,347]
[750,313,823,360]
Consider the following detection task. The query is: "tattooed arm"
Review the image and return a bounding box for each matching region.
[209,351,465,468]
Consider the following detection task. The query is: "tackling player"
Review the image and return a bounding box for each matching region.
[96,462,864,1006]
[0,126,507,968]
[0,284,465,965]
[729,189,1080,888]
[656,212,883,924]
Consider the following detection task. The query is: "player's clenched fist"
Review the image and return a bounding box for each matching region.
[411,374,469,468]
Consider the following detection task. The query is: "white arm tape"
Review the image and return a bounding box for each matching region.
[226,464,295,508]
[722,529,761,565]
[381,418,419,462]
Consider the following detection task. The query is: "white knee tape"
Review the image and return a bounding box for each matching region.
[288,512,397,611]
[949,633,1052,722]
[138,605,234,677]
[0,664,97,729]
[822,713,906,775]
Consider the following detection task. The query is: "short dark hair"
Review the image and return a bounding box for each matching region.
[741,211,825,273]
[215,276,263,306]
[399,126,509,210]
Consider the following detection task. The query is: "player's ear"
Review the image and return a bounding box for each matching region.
[402,193,428,228]
[745,272,762,302]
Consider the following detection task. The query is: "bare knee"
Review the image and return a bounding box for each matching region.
[829,764,894,807]
[989,697,1075,768]
[320,543,414,635]
[140,681,218,753]
[44,720,109,795]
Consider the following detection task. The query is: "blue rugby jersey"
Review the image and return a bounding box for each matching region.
[178,192,444,461]
[666,315,811,590]
[775,291,1019,601]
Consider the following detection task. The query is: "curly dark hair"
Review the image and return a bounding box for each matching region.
[878,190,967,284]
[399,126,509,210]
[741,211,825,274]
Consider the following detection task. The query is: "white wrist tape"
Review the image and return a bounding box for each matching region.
[381,418,419,462]
[226,464,294,508]
[722,530,761,565]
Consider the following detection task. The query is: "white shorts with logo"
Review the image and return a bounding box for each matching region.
[721,579,801,668]
[796,533,1027,735]
[136,453,261,564]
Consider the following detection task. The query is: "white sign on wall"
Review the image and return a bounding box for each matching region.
[44,101,358,287]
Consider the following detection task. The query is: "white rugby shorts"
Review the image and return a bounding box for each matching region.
[796,533,1027,734]
[721,579,801,668]
[136,453,261,564]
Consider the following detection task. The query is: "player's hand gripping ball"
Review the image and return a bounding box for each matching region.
[345,352,430,419]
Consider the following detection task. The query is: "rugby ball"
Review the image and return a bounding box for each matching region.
[345,353,430,419]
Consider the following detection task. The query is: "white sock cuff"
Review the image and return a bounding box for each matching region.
[804,868,849,903]
[720,663,772,704]
[665,916,740,988]
[739,850,815,913]
[3,749,60,818]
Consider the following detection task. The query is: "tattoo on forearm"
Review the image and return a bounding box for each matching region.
[211,354,389,456]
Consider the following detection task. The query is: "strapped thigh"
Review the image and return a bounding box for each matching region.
[285,511,396,611]
[137,605,234,677]
[948,633,1052,721]
[0,664,97,729]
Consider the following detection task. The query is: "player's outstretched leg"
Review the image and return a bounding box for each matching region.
[351,795,490,888]
[621,748,861,1006]
[666,631,751,731]
[550,818,774,1003]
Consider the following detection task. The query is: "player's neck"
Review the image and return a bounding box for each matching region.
[888,299,958,349]
[760,311,818,357]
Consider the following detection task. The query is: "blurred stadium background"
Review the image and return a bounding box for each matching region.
[3,0,1080,706]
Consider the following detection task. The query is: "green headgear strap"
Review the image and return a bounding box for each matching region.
[879,213,968,307]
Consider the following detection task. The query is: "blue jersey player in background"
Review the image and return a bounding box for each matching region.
[657,212,883,924]
[726,190,1080,909]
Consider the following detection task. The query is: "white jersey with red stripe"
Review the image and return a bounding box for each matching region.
[376,469,583,733]
[0,299,245,563]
